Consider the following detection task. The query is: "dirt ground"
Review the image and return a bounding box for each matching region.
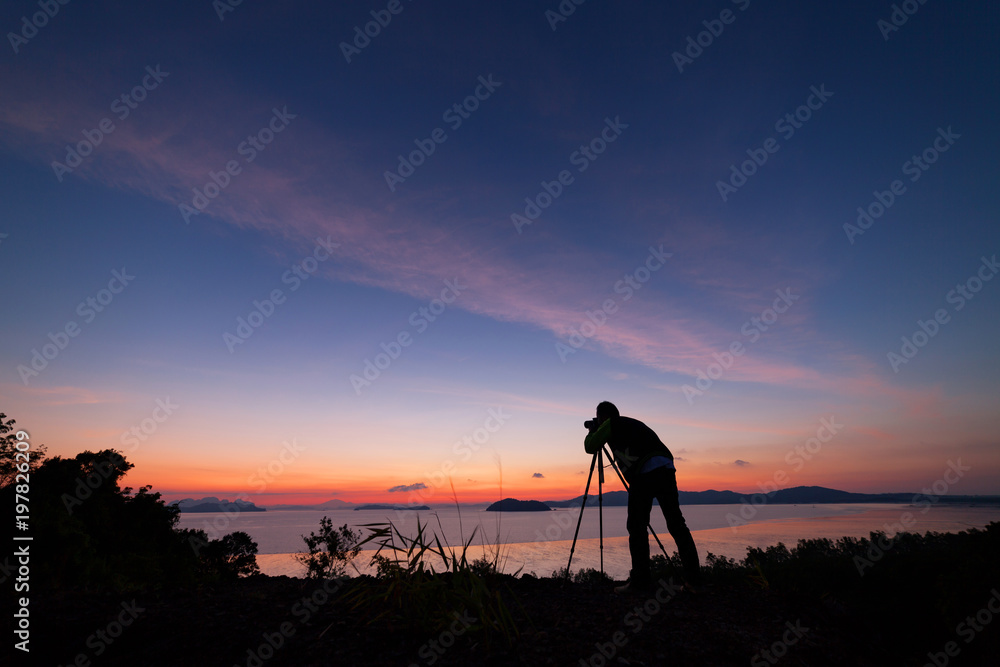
[24,568,989,667]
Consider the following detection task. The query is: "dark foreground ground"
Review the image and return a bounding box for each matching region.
[19,565,1000,667]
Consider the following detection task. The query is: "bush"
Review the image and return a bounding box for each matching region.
[572,567,613,586]
[347,517,522,646]
[650,551,685,581]
[11,448,204,591]
[1,438,263,591]
[187,529,261,579]
[0,412,47,488]
[297,516,362,579]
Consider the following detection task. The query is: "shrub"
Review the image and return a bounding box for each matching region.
[572,567,613,586]
[189,530,261,579]
[347,517,522,646]
[14,448,203,591]
[297,516,362,579]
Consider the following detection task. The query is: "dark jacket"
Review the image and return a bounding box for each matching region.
[584,416,673,483]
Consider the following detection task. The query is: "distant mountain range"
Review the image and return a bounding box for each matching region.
[171,497,265,513]
[544,485,1000,508]
[266,499,354,511]
[172,486,1000,513]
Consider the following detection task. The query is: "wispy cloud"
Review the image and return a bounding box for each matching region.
[387,482,428,493]
[0,60,909,403]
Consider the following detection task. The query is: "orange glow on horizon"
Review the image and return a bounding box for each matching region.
[122,431,1000,506]
[135,474,919,507]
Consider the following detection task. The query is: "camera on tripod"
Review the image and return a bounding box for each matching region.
[584,418,600,430]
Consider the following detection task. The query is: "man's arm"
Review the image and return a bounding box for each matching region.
[584,419,611,454]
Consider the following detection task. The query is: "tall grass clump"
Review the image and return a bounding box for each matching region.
[346,482,524,647]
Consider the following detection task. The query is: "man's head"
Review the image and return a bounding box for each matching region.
[596,401,619,423]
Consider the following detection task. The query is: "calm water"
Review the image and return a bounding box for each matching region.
[177,503,1000,580]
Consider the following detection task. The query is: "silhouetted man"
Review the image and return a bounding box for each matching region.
[584,401,700,592]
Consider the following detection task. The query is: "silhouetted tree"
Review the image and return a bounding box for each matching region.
[1,413,261,589]
[20,448,198,589]
[297,516,361,578]
[0,412,48,488]
[190,529,261,579]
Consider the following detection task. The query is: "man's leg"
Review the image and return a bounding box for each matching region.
[626,475,655,586]
[651,467,701,582]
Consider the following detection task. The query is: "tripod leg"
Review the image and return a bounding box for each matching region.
[603,446,670,559]
[598,449,604,575]
[566,451,599,576]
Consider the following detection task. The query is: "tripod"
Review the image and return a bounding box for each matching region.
[565,445,669,576]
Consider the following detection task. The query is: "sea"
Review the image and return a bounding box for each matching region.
[177,502,1000,581]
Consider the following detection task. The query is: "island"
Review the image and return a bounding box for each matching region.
[172,497,266,512]
[485,498,552,512]
[353,504,430,511]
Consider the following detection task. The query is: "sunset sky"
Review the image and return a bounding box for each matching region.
[1,1,998,505]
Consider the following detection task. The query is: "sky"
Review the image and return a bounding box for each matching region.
[1,0,998,506]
